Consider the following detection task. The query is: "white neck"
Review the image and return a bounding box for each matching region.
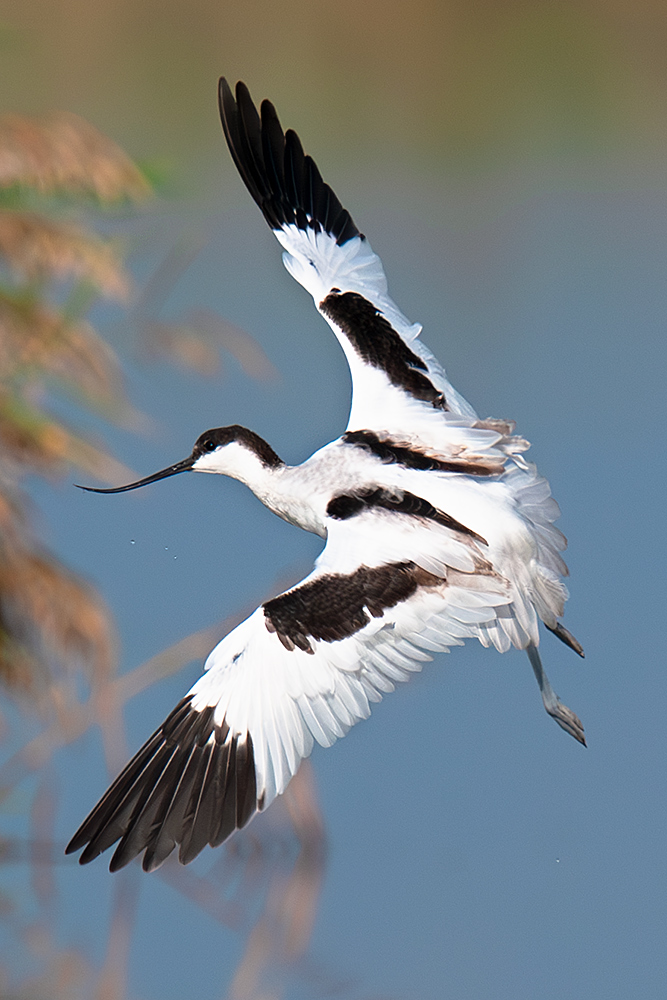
[193,441,326,536]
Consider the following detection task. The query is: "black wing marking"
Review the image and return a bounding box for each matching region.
[326,486,487,543]
[263,561,441,652]
[218,78,361,245]
[342,429,501,475]
[320,291,446,408]
[66,696,257,871]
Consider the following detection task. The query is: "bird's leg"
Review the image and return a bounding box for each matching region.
[526,645,586,746]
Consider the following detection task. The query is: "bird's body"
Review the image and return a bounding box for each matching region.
[67,79,584,874]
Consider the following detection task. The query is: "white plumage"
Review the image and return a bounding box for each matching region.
[66,78,584,874]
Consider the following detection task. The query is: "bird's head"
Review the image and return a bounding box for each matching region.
[75,425,283,494]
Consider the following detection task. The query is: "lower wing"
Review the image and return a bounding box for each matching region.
[66,501,511,872]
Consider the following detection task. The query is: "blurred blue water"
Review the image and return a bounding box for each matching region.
[29,152,667,999]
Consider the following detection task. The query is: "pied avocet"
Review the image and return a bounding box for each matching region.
[67,79,585,873]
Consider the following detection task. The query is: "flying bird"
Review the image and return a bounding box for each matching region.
[66,79,585,874]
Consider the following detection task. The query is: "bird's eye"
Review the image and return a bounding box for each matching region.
[203,440,216,452]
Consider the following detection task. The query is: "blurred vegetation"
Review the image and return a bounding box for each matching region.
[0,109,150,705]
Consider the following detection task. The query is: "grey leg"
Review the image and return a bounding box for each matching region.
[526,645,586,746]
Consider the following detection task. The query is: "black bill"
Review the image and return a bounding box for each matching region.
[74,456,195,494]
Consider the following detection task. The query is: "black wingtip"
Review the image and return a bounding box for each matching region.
[218,75,230,105]
[66,695,259,872]
[217,78,361,246]
[64,837,80,856]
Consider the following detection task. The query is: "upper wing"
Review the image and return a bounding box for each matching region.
[66,500,511,873]
[218,78,484,446]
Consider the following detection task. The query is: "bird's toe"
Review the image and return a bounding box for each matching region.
[547,700,586,746]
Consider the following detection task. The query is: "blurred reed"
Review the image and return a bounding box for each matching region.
[0,109,150,705]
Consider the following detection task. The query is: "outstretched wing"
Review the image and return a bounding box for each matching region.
[66,498,512,873]
[218,78,486,447]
